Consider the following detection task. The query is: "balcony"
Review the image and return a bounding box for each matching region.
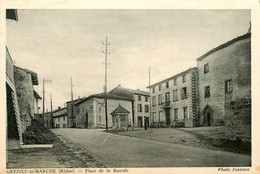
[161,101,171,109]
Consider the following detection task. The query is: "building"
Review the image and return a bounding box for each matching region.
[13,66,41,133]
[6,47,23,149]
[147,68,198,128]
[196,32,251,126]
[111,104,131,130]
[52,107,67,128]
[109,85,150,127]
[66,98,85,128]
[75,93,133,129]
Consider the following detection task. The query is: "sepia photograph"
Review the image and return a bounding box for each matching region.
[3,4,257,172]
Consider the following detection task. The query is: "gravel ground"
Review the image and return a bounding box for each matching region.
[7,131,106,168]
[113,126,250,155]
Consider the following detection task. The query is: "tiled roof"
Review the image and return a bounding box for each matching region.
[75,92,133,106]
[91,92,133,101]
[110,86,149,96]
[147,67,197,88]
[33,90,42,99]
[196,33,251,61]
[110,104,130,115]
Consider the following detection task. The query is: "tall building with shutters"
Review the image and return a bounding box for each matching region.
[147,68,199,127]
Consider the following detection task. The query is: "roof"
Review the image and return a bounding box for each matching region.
[45,107,67,114]
[14,66,39,85]
[147,67,197,88]
[6,9,18,21]
[110,104,130,115]
[76,92,134,106]
[91,92,133,101]
[110,86,149,96]
[33,90,42,99]
[53,114,67,118]
[196,33,251,61]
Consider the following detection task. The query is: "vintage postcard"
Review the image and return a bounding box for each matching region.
[1,0,260,173]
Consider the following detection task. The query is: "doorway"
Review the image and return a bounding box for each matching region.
[85,111,88,128]
[138,117,143,128]
[165,109,171,125]
[204,106,213,126]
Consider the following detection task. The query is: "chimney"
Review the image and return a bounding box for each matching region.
[46,109,48,112]
[78,96,80,101]
[137,89,140,91]
[58,106,61,109]
[118,84,121,87]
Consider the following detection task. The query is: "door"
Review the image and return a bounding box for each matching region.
[145,117,149,128]
[138,117,143,128]
[85,111,88,128]
[204,106,213,126]
[165,109,171,125]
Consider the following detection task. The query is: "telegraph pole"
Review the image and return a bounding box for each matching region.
[70,77,74,127]
[50,93,53,128]
[103,36,110,131]
[149,67,152,123]
[42,78,45,118]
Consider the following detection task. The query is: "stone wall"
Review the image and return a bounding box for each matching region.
[14,67,34,133]
[225,98,251,142]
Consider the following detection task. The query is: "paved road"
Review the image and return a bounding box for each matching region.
[52,129,251,167]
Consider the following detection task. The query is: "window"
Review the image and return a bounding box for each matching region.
[99,107,102,113]
[152,96,156,106]
[174,108,178,120]
[137,104,142,112]
[166,81,169,88]
[225,79,233,94]
[99,116,102,122]
[205,86,210,98]
[145,105,149,113]
[182,74,186,83]
[174,78,177,86]
[165,92,170,102]
[138,95,142,101]
[77,108,80,114]
[173,89,178,102]
[158,94,162,105]
[159,84,161,91]
[183,107,188,119]
[58,117,60,122]
[90,105,93,109]
[145,96,148,102]
[181,87,188,100]
[152,87,155,93]
[63,116,65,121]
[204,63,209,74]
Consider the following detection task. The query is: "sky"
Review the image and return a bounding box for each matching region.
[6,9,250,111]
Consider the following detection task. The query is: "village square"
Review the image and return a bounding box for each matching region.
[5,9,251,168]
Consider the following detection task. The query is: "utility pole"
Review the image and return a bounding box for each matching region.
[149,67,152,123]
[103,36,110,131]
[70,77,74,127]
[50,93,53,128]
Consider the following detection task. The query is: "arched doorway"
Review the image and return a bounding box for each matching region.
[204,106,213,126]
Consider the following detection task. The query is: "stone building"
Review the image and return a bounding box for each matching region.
[52,107,67,128]
[196,33,251,126]
[13,66,41,133]
[147,68,198,127]
[109,85,150,127]
[75,93,133,129]
[111,104,130,130]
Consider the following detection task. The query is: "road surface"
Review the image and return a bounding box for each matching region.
[52,129,251,167]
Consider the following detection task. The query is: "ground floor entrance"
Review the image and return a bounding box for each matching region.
[138,117,142,128]
[204,106,213,126]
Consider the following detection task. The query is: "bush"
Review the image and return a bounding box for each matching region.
[22,119,54,144]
